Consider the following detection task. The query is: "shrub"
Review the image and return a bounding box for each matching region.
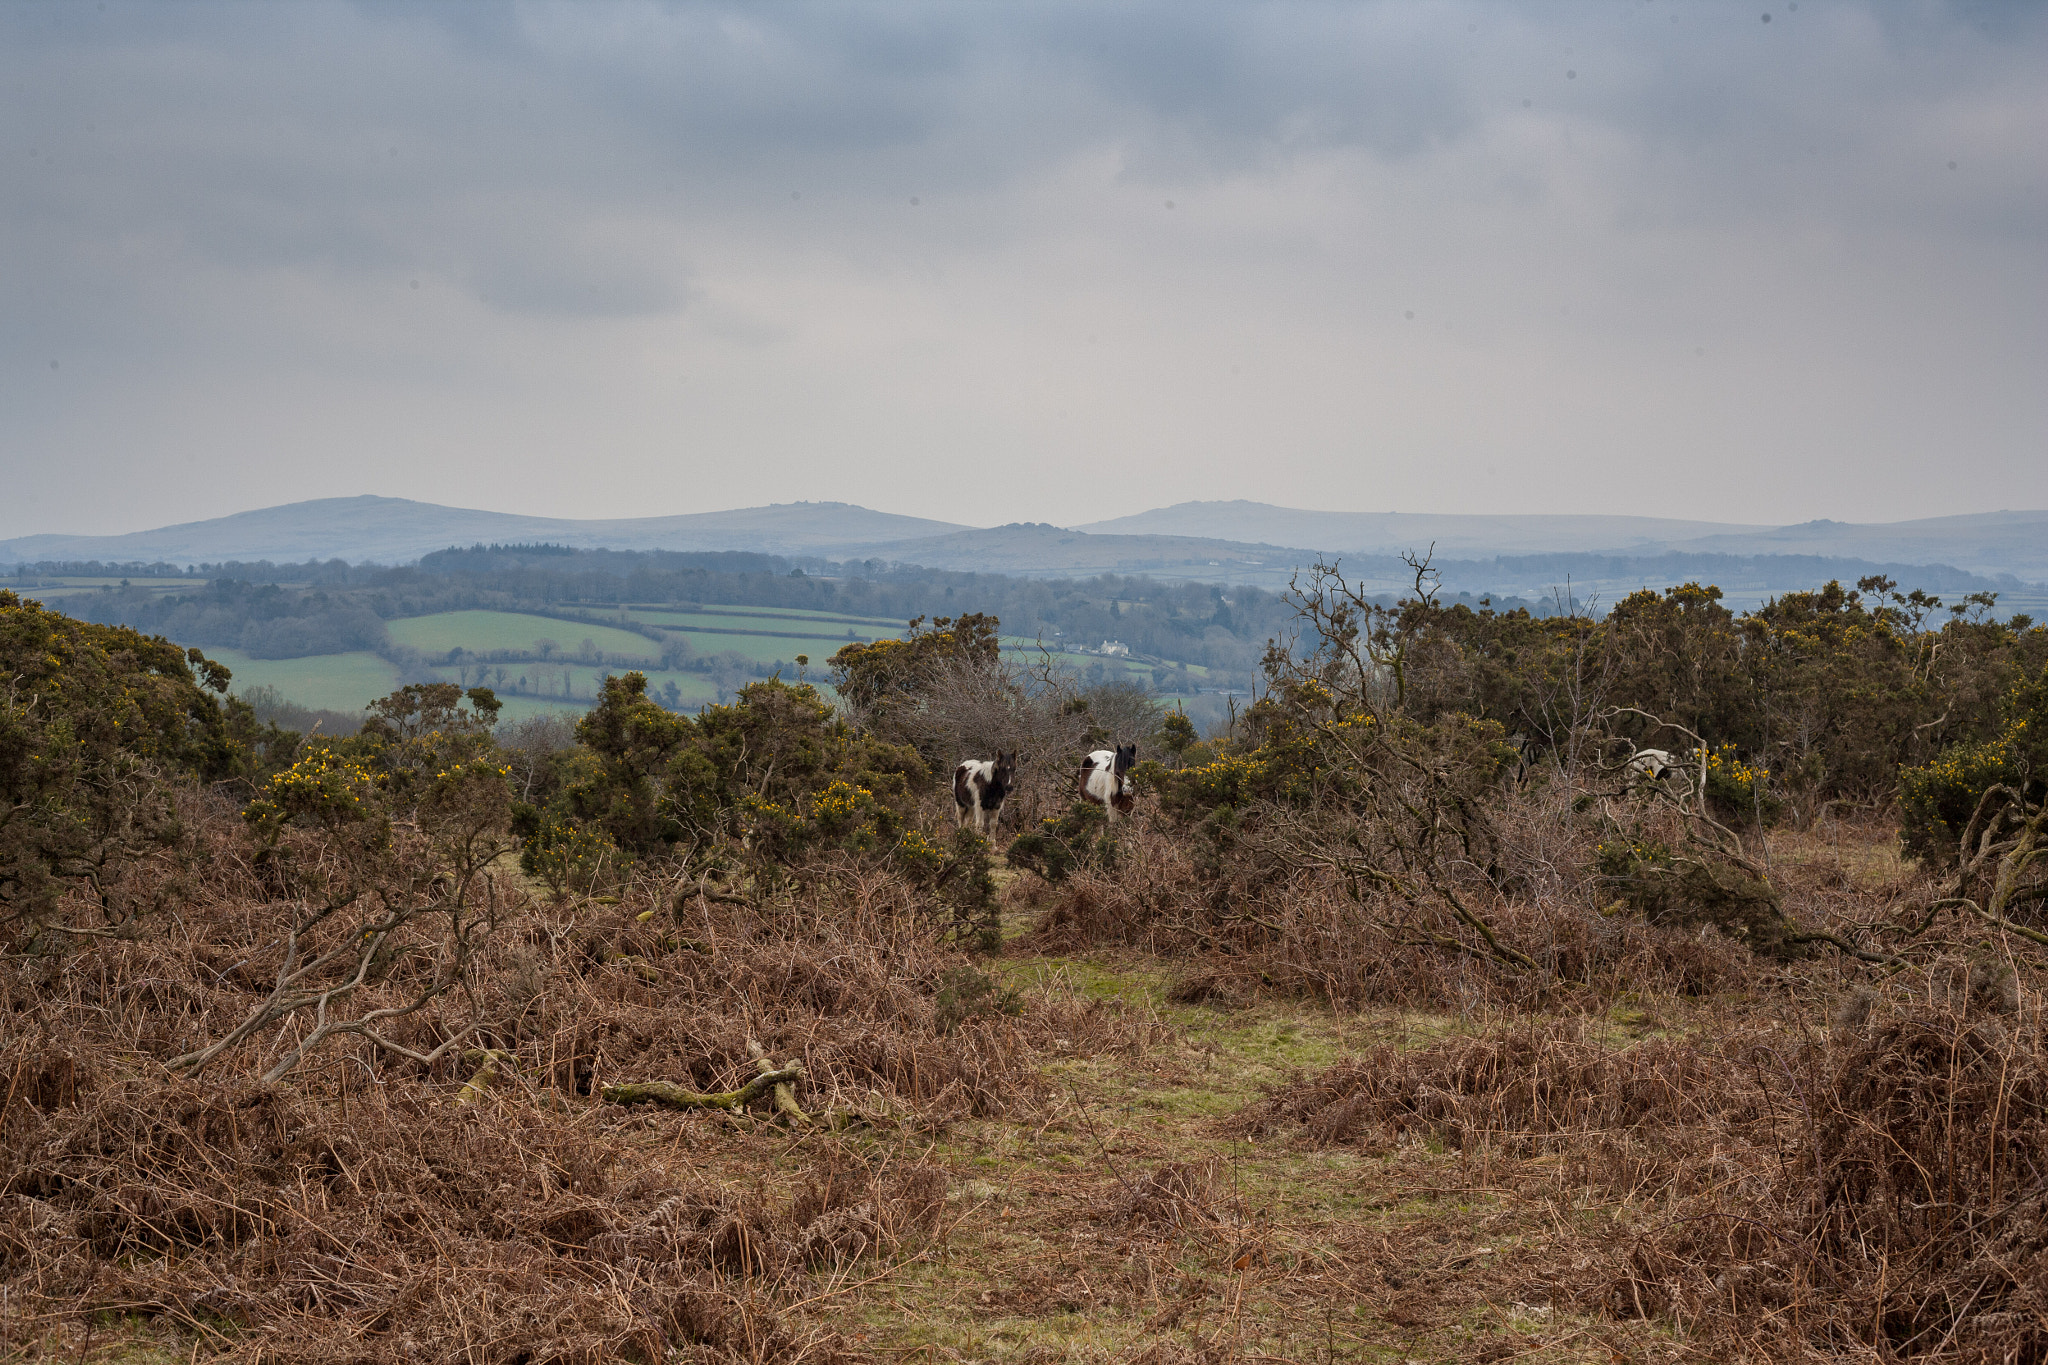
[1596,830,1796,958]
[0,590,274,932]
[1701,743,1783,825]
[1006,801,1118,884]
[933,964,1023,1033]
[1898,663,2048,865]
[515,808,627,898]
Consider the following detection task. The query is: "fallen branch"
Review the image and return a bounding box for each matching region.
[1960,898,2048,950]
[458,1048,518,1104]
[1430,877,1540,971]
[761,1056,812,1124]
[601,1064,803,1113]
[1782,931,1905,969]
[682,876,753,908]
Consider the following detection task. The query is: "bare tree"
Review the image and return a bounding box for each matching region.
[164,838,508,1083]
[1242,560,1538,972]
[885,651,1092,824]
[168,721,521,1082]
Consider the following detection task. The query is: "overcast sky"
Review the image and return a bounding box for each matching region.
[3,1,2043,538]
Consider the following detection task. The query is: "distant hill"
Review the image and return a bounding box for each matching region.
[1664,511,2048,578]
[7,496,2046,608]
[0,496,969,567]
[841,523,1298,579]
[1073,501,2048,581]
[1073,501,1766,558]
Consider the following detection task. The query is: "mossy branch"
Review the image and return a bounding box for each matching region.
[1782,931,1905,968]
[601,1064,803,1113]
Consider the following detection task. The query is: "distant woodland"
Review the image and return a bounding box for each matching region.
[16,545,1420,694]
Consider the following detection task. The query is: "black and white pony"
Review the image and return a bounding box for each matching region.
[1078,743,1138,822]
[953,751,1019,835]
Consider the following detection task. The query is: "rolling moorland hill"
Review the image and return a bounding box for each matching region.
[1077,500,2048,582]
[0,496,968,567]
[9,497,2048,613]
[1072,500,1767,559]
[836,523,1298,579]
[11,496,2048,582]
[833,528,2048,614]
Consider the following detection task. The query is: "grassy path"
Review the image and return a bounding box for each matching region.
[596,936,1688,1364]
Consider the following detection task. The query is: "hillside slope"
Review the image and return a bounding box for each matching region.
[1073,501,2048,580]
[1073,500,1764,557]
[0,496,968,566]
[845,523,1302,580]
[10,496,2048,589]
[1666,510,2048,577]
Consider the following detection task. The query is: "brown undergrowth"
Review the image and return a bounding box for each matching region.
[1019,784,1761,1014]
[13,787,2048,1362]
[1236,983,2048,1361]
[0,798,1145,1362]
[1,1073,945,1362]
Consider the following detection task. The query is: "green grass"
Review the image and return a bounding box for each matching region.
[791,946,1636,1364]
[651,629,878,668]
[489,694,596,727]
[481,666,817,713]
[212,648,403,713]
[629,602,906,629]
[387,610,658,661]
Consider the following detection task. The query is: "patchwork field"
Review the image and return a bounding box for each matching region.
[10,576,200,600]
[210,648,403,714]
[631,602,905,630]
[657,629,878,668]
[48,592,1209,726]
[499,663,776,706]
[488,693,606,727]
[387,610,660,661]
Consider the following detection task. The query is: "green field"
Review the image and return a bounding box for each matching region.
[664,633,868,666]
[211,649,403,713]
[629,607,892,650]
[490,694,597,727]
[387,611,659,661]
[626,614,883,667]
[631,602,905,629]
[179,601,1198,726]
[14,578,198,609]
[492,663,731,705]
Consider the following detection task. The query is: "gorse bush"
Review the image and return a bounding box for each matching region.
[0,590,291,933]
[1397,574,2048,819]
[514,808,625,897]
[242,743,385,844]
[1701,743,1782,825]
[510,673,925,867]
[933,964,1023,1033]
[1898,662,2048,865]
[1005,800,1118,884]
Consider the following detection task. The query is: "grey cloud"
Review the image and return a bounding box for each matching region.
[0,1,2041,538]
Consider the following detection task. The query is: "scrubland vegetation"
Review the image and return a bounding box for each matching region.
[6,564,2048,1363]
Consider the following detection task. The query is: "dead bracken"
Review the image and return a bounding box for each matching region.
[8,571,2048,1361]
